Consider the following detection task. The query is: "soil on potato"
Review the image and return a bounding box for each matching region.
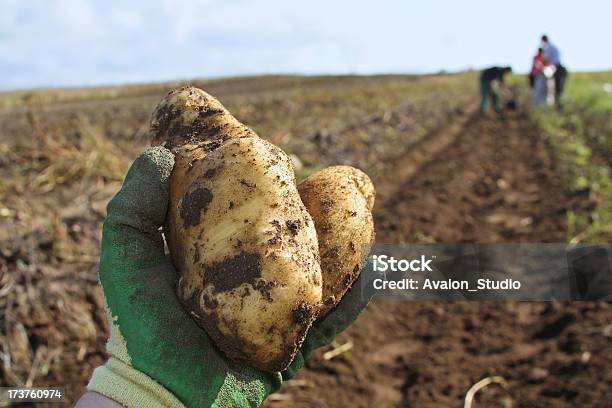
[1,75,610,407]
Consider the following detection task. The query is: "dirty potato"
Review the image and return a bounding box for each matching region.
[298,166,375,315]
[151,86,322,372]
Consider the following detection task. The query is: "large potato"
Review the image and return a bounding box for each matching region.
[298,166,375,315]
[151,87,322,372]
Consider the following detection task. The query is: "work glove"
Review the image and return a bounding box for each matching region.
[84,147,373,408]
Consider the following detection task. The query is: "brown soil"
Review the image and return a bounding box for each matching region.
[1,76,610,407]
[264,109,611,407]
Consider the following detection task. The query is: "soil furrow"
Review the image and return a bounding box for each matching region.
[265,109,609,408]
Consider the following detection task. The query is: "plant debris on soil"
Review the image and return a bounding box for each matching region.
[1,74,610,407]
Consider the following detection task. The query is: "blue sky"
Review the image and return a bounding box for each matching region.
[1,0,610,90]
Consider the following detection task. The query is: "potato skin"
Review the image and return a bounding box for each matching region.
[151,87,322,372]
[150,86,255,148]
[298,166,375,315]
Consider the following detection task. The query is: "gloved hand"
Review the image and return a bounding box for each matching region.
[83,147,374,408]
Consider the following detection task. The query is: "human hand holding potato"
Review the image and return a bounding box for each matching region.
[80,152,375,407]
[151,87,376,372]
[81,86,376,407]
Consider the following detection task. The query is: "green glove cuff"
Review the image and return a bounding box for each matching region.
[88,357,185,408]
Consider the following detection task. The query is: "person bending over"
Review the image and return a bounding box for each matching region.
[479,66,512,114]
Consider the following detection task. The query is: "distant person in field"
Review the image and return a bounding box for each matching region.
[541,34,568,105]
[529,47,545,88]
[530,47,550,107]
[479,66,512,114]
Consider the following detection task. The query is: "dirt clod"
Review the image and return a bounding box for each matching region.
[292,302,313,324]
[180,187,213,227]
[203,252,262,293]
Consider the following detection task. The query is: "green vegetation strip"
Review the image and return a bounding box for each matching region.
[531,71,612,242]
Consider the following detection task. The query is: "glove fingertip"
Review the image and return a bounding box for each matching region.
[106,146,175,235]
[134,146,175,184]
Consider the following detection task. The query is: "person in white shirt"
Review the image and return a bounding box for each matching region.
[541,34,568,106]
[541,35,561,65]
